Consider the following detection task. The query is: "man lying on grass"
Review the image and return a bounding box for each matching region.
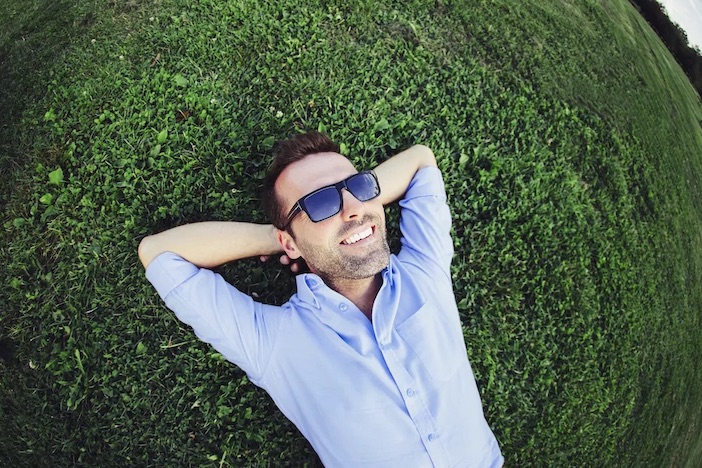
[138,132,503,467]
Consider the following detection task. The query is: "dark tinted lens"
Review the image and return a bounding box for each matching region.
[347,172,379,201]
[303,186,342,221]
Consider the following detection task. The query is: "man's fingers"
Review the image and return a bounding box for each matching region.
[262,253,305,273]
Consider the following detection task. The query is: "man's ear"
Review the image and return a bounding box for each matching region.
[277,229,302,260]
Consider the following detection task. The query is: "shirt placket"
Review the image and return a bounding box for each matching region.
[374,323,451,467]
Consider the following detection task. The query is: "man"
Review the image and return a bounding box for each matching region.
[139,132,503,467]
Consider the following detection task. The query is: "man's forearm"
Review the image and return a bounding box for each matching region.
[138,222,281,269]
[374,144,437,205]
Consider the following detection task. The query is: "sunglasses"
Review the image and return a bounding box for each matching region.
[283,170,381,228]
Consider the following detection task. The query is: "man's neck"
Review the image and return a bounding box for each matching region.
[324,274,382,321]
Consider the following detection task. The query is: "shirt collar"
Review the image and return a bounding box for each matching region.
[293,257,398,310]
[294,273,323,309]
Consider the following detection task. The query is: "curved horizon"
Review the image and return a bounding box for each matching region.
[658,0,702,50]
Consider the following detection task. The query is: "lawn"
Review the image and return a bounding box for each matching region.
[1,0,701,466]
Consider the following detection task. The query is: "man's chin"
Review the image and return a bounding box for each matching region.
[343,247,390,277]
[302,237,390,282]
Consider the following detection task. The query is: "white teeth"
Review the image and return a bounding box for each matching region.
[343,227,373,245]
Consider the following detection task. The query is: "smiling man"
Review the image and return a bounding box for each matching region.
[138,132,503,467]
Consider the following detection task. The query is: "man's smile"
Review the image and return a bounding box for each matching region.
[340,225,375,245]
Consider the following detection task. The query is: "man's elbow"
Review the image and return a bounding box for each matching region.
[414,144,437,169]
[138,236,158,269]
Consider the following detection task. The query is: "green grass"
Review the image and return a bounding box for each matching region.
[1,0,701,466]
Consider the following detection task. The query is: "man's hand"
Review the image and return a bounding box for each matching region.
[259,254,309,274]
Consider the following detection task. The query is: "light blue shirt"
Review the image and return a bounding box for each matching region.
[146,167,503,467]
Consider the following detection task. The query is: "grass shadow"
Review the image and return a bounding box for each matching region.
[0,0,95,203]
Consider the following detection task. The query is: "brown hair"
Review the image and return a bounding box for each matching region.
[262,131,341,230]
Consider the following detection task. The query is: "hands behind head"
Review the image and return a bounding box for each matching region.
[259,254,309,274]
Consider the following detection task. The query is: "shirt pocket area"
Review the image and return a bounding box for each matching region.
[395,301,465,381]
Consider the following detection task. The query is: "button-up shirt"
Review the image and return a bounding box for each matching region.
[146,167,503,467]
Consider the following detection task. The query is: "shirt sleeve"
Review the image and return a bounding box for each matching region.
[145,252,282,381]
[397,166,454,279]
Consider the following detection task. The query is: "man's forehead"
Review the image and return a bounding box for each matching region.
[277,152,357,197]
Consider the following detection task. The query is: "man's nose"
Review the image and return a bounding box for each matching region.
[340,189,365,221]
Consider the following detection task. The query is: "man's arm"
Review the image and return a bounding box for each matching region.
[138,144,436,270]
[391,144,453,277]
[374,144,437,205]
[138,222,281,269]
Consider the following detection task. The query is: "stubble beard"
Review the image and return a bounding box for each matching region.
[298,213,391,283]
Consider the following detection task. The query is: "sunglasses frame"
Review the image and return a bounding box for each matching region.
[282,170,380,229]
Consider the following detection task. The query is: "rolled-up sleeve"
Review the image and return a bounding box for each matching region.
[145,252,282,381]
[397,167,454,279]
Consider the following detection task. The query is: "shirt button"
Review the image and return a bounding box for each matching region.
[428,433,437,443]
[406,388,416,397]
[309,279,317,287]
[338,303,348,311]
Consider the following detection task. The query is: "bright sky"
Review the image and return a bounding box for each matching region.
[657,0,702,50]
